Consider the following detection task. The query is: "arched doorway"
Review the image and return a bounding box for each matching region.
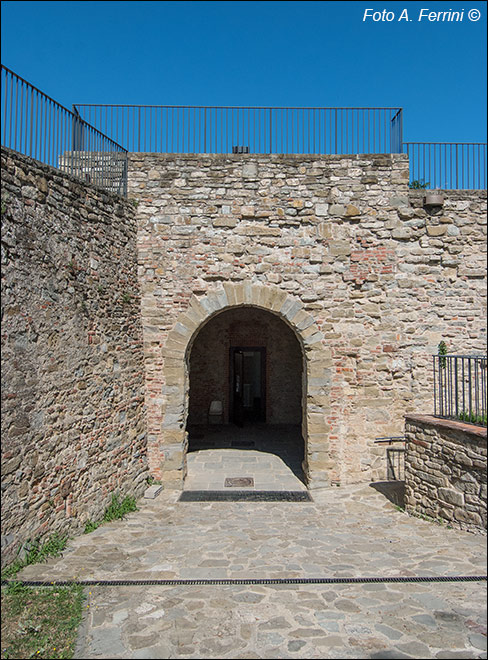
[158,283,332,490]
[186,306,306,487]
[187,307,303,427]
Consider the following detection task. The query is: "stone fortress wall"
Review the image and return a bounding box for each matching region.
[1,146,486,562]
[1,148,148,567]
[130,153,486,488]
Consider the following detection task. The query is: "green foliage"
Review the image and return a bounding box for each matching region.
[84,493,138,534]
[438,340,448,368]
[146,476,161,486]
[409,179,430,189]
[1,533,68,580]
[457,410,487,426]
[408,509,452,529]
[121,291,132,304]
[1,583,84,659]
[3,580,28,596]
[82,520,100,534]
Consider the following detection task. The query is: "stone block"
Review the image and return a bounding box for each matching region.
[222,282,238,306]
[438,487,464,506]
[426,225,447,236]
[317,222,332,239]
[242,162,258,179]
[345,204,360,217]
[328,240,351,256]
[238,224,281,236]
[144,484,163,499]
[162,446,184,471]
[392,227,413,240]
[329,204,345,216]
[213,217,237,228]
[240,205,255,218]
[160,470,184,490]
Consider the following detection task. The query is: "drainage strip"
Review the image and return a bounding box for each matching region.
[2,575,486,588]
[179,490,312,502]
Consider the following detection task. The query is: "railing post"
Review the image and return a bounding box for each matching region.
[72,106,84,151]
[269,108,272,154]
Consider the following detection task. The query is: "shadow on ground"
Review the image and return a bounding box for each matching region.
[369,480,405,508]
[187,423,306,484]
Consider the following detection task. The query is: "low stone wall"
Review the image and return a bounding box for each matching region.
[1,147,148,567]
[404,414,487,534]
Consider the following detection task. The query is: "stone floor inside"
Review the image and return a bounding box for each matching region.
[184,424,307,492]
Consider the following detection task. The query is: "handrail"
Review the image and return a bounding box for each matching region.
[1,65,128,196]
[2,65,486,191]
[405,141,487,190]
[72,104,404,155]
[433,354,487,426]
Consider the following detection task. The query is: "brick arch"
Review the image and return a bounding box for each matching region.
[158,282,332,489]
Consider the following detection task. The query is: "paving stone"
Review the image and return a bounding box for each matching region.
[469,633,488,651]
[14,482,486,660]
[288,640,306,652]
[374,623,404,640]
[88,627,126,657]
[395,640,434,657]
[411,613,438,628]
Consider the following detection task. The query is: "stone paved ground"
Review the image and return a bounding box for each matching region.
[17,478,486,659]
[185,425,307,491]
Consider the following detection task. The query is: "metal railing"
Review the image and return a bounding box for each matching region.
[374,437,405,481]
[405,142,487,190]
[3,65,486,192]
[72,104,404,155]
[1,66,128,196]
[433,355,487,426]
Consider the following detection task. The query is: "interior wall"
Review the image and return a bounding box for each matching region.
[187,307,303,425]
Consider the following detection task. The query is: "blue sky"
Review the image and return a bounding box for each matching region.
[1,0,486,143]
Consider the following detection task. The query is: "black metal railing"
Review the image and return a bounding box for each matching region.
[433,355,487,426]
[405,142,487,190]
[1,65,128,196]
[3,65,486,192]
[374,437,405,481]
[72,104,404,155]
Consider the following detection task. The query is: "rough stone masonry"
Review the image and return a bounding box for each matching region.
[1,147,487,564]
[129,152,486,490]
[1,148,148,567]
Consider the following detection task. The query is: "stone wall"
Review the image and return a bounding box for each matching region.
[129,153,486,488]
[1,147,148,567]
[404,415,487,533]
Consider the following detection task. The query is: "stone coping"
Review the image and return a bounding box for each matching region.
[405,413,487,440]
[128,152,409,163]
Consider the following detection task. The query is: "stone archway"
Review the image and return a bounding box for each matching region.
[187,306,303,428]
[158,282,332,489]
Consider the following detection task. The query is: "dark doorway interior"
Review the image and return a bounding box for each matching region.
[186,306,302,428]
[231,347,266,426]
